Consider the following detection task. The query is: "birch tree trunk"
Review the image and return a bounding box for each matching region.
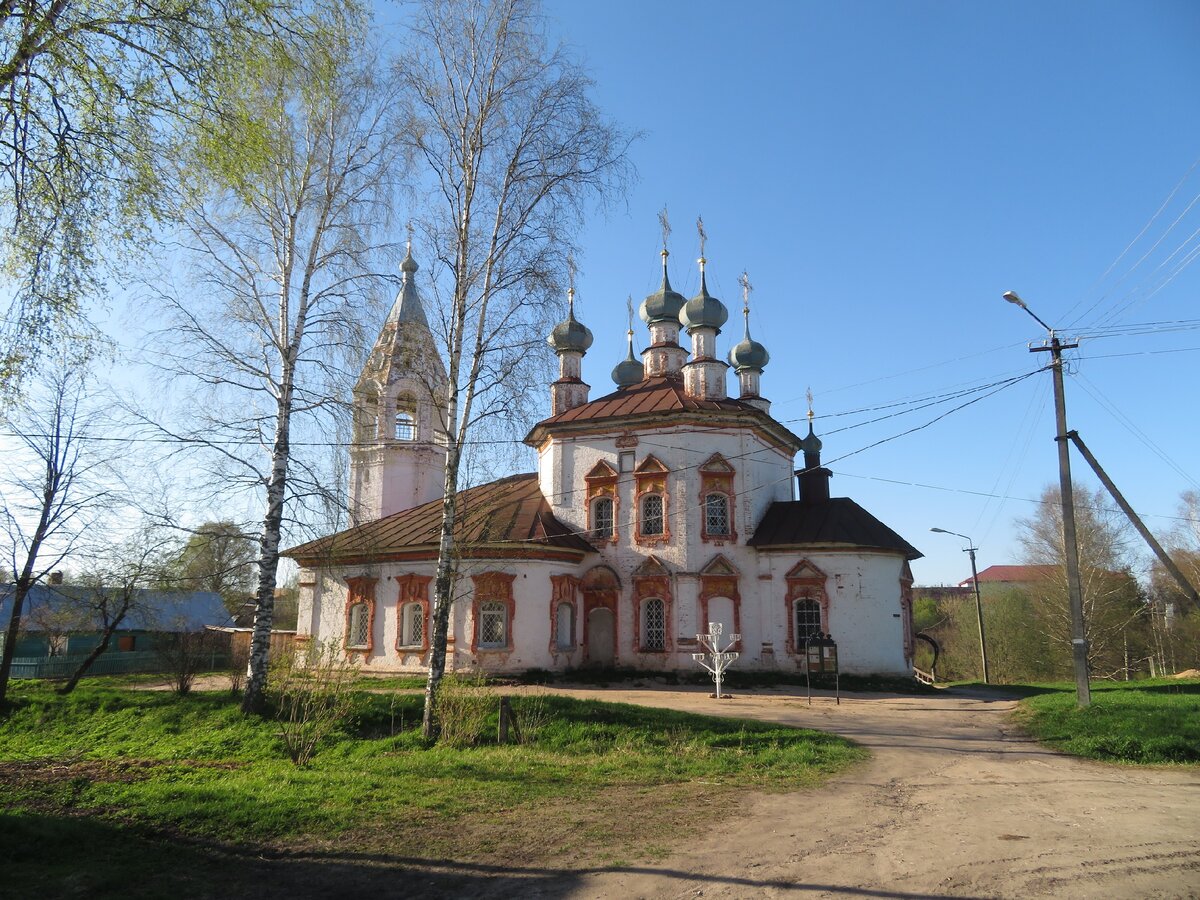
[140,13,403,715]
[399,0,631,741]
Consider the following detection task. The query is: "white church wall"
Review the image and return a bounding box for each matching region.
[765,550,910,676]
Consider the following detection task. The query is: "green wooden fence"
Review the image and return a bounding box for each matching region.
[10,651,229,679]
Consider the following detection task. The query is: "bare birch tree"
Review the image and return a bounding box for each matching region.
[0,363,108,707]
[1018,484,1145,676]
[150,12,404,713]
[395,0,632,739]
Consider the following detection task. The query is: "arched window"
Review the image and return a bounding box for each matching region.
[640,494,664,536]
[592,497,614,539]
[347,602,371,648]
[704,493,729,536]
[642,597,666,650]
[394,410,415,441]
[400,602,424,647]
[794,597,821,642]
[555,602,575,650]
[479,600,507,648]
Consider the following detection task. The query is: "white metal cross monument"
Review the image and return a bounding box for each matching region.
[693,622,740,699]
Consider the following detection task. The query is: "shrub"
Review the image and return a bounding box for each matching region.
[435,674,493,747]
[157,630,224,695]
[268,640,358,765]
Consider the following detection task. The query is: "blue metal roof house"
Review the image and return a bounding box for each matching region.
[0,584,231,661]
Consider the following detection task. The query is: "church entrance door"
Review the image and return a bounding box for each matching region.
[587,607,615,666]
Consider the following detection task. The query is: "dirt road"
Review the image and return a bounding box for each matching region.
[408,684,1199,899]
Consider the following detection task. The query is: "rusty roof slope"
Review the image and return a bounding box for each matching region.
[542,376,757,422]
[959,564,1057,586]
[285,473,595,563]
[525,376,801,446]
[748,498,923,560]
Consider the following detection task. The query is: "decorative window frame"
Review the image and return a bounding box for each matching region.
[395,573,432,652]
[470,571,516,653]
[698,555,742,651]
[344,575,377,657]
[634,455,670,546]
[699,453,737,544]
[584,460,619,543]
[632,556,673,653]
[581,565,620,664]
[783,559,829,655]
[549,574,580,652]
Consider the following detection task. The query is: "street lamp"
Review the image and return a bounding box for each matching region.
[930,528,989,684]
[1004,290,1091,707]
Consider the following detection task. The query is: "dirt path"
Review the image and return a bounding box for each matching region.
[136,678,1199,897]
[400,684,1199,899]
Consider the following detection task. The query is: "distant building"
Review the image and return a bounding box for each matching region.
[288,242,923,676]
[0,584,229,657]
[958,565,1058,592]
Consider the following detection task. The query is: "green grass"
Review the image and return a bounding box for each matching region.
[0,681,864,895]
[1012,677,1200,764]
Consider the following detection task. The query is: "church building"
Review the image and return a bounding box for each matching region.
[287,241,921,675]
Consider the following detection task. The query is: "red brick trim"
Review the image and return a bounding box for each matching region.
[698,565,742,651]
[395,573,432,652]
[783,560,829,655]
[549,574,581,652]
[632,573,673,653]
[699,454,737,545]
[470,571,516,652]
[585,462,619,544]
[344,575,377,657]
[634,455,670,547]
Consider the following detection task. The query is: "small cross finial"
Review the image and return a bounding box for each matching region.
[626,295,634,336]
[658,206,672,258]
[806,387,815,421]
[567,254,577,314]
[696,215,707,269]
[739,270,752,314]
[405,220,414,249]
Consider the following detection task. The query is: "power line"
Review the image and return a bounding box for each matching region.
[837,471,1198,526]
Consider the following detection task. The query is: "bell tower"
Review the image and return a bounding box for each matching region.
[349,241,449,522]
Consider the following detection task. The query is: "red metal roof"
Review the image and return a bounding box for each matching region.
[524,377,801,448]
[285,473,594,564]
[959,564,1057,587]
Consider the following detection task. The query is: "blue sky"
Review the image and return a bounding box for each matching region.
[534,0,1200,585]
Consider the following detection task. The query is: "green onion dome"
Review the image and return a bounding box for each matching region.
[611,334,644,387]
[639,252,686,325]
[548,308,593,353]
[728,316,769,371]
[679,270,729,332]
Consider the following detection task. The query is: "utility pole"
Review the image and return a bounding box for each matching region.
[931,528,990,684]
[1004,291,1091,707]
